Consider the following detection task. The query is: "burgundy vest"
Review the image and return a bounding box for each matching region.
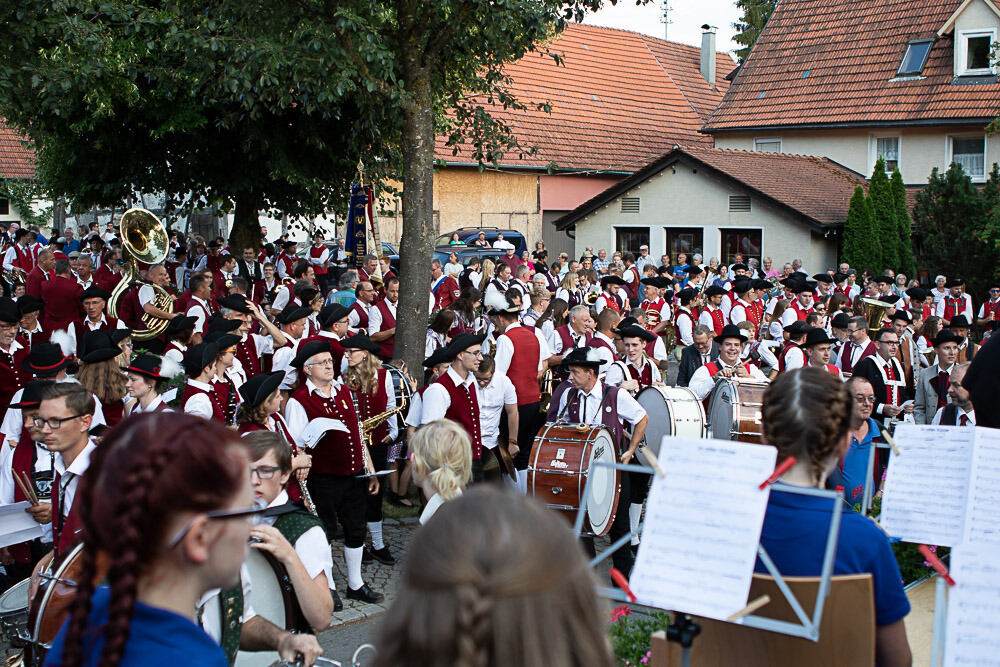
[289,383,365,475]
[549,380,625,452]
[350,302,370,332]
[502,326,541,405]
[373,300,396,359]
[51,470,83,558]
[181,383,225,421]
[839,340,876,374]
[619,359,653,387]
[777,342,803,372]
[433,372,483,460]
[236,335,262,377]
[0,345,30,409]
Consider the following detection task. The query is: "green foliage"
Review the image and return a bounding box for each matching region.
[912,163,999,298]
[732,0,778,62]
[0,178,52,229]
[891,168,915,278]
[607,606,672,667]
[842,185,880,271]
[868,157,898,270]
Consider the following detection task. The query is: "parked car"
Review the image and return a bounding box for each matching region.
[436,228,527,255]
[321,240,400,275]
[432,245,505,269]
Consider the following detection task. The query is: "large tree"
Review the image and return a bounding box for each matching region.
[868,157,898,271]
[732,0,777,62]
[890,168,916,279]
[841,185,879,271]
[0,0,614,374]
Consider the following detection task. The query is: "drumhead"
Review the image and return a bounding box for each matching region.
[637,386,706,459]
[382,363,412,407]
[0,579,29,617]
[707,379,739,440]
[235,549,291,667]
[586,429,620,536]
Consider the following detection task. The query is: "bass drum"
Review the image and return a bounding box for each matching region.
[234,548,302,667]
[528,423,621,536]
[382,363,413,408]
[706,379,769,443]
[636,386,706,465]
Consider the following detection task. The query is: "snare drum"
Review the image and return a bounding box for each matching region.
[0,579,30,645]
[527,423,621,536]
[636,386,706,465]
[26,543,99,664]
[706,379,769,443]
[234,548,302,667]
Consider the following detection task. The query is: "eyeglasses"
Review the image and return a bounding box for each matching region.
[475,375,492,386]
[166,505,267,548]
[461,350,484,358]
[250,465,281,480]
[307,359,334,368]
[853,395,876,404]
[33,414,87,430]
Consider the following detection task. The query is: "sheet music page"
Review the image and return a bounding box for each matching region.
[881,425,973,547]
[964,428,1000,544]
[945,542,1000,666]
[630,437,776,621]
[0,501,45,550]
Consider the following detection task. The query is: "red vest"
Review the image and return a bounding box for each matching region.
[622,267,639,302]
[673,309,694,344]
[0,345,30,409]
[833,286,854,306]
[839,340,876,374]
[705,307,725,336]
[349,368,390,446]
[501,326,541,405]
[555,325,581,354]
[705,361,754,378]
[777,342,803,372]
[309,245,328,275]
[103,400,125,428]
[289,383,365,475]
[373,300,396,359]
[277,252,295,276]
[13,245,33,272]
[587,333,617,358]
[51,470,83,559]
[943,296,965,322]
[186,298,212,335]
[236,335,262,378]
[350,302,370,332]
[619,359,654,387]
[640,298,666,329]
[789,301,813,321]
[433,372,483,460]
[181,383,225,421]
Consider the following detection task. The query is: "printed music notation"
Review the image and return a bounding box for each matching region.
[630,437,776,621]
[945,542,1000,666]
[882,426,1000,547]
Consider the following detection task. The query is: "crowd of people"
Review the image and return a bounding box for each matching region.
[0,217,995,666]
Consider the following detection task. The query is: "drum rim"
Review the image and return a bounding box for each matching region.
[0,579,30,616]
[31,542,84,644]
[586,428,620,535]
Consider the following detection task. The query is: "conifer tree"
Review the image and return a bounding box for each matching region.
[891,168,915,278]
[842,185,880,271]
[868,157,898,271]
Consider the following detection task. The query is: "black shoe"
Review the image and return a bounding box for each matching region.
[346,583,384,604]
[388,493,405,507]
[362,546,373,563]
[332,589,343,612]
[370,546,396,565]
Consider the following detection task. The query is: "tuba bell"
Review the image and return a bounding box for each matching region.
[108,208,175,341]
[859,297,891,339]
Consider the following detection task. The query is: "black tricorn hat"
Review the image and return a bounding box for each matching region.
[716,324,748,343]
[802,327,836,347]
[291,340,333,369]
[614,325,655,343]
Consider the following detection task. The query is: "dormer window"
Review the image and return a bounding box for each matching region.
[958,29,997,75]
[898,39,933,76]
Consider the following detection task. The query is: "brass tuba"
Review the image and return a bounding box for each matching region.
[108,208,174,340]
[859,297,891,339]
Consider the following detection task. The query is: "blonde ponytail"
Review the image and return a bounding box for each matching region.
[411,419,472,501]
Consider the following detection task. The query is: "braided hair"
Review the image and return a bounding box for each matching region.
[59,413,248,666]
[375,487,613,667]
[762,367,852,483]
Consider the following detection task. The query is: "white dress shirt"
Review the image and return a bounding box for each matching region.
[259,490,333,586]
[420,367,476,425]
[552,380,646,427]
[605,357,662,388]
[476,373,517,449]
[932,405,976,425]
[688,360,768,400]
[182,379,216,419]
[368,299,397,336]
[54,440,97,525]
[493,323,551,380]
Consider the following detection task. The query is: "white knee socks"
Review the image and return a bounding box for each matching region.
[367,521,384,551]
[345,546,364,590]
[629,503,643,546]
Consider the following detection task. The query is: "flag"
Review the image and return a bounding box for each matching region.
[345,183,384,285]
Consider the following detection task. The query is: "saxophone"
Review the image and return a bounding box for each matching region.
[360,403,408,448]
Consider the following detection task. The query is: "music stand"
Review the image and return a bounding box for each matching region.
[576,460,844,648]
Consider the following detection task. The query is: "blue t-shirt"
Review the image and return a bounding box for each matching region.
[45,586,227,667]
[827,418,881,509]
[756,488,910,627]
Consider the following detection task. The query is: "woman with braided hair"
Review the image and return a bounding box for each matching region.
[375,486,613,667]
[45,413,324,666]
[757,367,911,667]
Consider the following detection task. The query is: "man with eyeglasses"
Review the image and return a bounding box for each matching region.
[421,334,488,482]
[827,376,883,509]
[347,280,375,336]
[931,362,975,426]
[284,341,383,604]
[852,328,911,425]
[914,329,962,424]
[836,316,876,374]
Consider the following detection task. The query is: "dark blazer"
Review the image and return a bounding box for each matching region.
[852,354,907,423]
[964,334,999,427]
[676,341,719,387]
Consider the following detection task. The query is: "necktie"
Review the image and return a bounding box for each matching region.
[581,394,589,423]
[960,414,969,426]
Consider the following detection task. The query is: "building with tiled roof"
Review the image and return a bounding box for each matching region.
[0,120,37,225]
[703,0,1000,186]
[398,23,735,254]
[554,146,866,270]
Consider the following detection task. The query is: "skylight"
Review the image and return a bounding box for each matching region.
[898,39,933,76]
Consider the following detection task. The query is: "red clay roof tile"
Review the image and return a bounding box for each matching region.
[0,121,35,180]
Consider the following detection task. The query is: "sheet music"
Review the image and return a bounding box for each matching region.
[881,425,973,547]
[630,437,776,621]
[945,542,1000,666]
[0,501,45,550]
[964,428,1000,544]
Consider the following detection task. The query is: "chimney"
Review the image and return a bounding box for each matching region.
[700,24,717,87]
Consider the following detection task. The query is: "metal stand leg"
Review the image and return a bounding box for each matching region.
[666,614,701,667]
[931,575,947,666]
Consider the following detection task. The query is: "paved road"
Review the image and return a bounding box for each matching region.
[317,617,379,666]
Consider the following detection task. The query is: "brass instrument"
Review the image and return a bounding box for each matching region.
[2,267,24,288]
[109,208,174,340]
[539,368,554,412]
[919,347,937,365]
[859,297,891,339]
[584,291,600,307]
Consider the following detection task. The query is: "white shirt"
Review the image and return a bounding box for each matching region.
[138,284,156,308]
[368,299,397,336]
[76,276,94,290]
[182,379,216,419]
[934,293,974,319]
[932,405,976,425]
[494,323,551,379]
[186,295,212,333]
[1,377,107,445]
[421,367,476,425]
[128,395,171,414]
[688,360,769,400]
[588,332,616,373]
[492,239,515,250]
[271,338,301,391]
[347,302,371,335]
[271,285,292,312]
[164,342,187,365]
[283,378,347,449]
[420,492,452,525]
[675,308,694,346]
[552,380,646,427]
[259,490,333,586]
[835,339,871,370]
[476,373,517,449]
[782,345,806,371]
[547,325,586,356]
[605,357,662,388]
[199,565,256,641]
[403,389,425,429]
[54,440,97,525]
[306,247,330,269]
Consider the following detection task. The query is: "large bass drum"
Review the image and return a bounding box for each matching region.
[528,423,621,536]
[636,386,706,465]
[706,379,769,443]
[236,548,302,667]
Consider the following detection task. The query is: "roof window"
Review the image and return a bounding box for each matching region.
[897,39,933,76]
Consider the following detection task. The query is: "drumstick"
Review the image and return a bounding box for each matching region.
[881,430,901,457]
[728,594,770,621]
[19,471,38,506]
[14,472,37,507]
[641,447,666,478]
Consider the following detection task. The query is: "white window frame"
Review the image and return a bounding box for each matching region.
[957,28,997,76]
[947,133,988,182]
[870,134,902,175]
[753,138,782,153]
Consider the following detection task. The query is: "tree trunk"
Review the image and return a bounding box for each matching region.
[395,53,435,380]
[229,190,262,252]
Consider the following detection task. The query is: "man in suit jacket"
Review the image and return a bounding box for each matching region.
[40,258,84,332]
[852,327,911,424]
[676,325,719,387]
[914,330,962,424]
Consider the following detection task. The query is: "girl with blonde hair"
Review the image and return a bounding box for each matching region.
[410,419,472,524]
[479,259,496,292]
[555,271,581,308]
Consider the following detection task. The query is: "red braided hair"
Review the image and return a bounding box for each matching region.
[59,413,247,666]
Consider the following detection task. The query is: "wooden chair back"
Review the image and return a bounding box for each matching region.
[649,573,876,667]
